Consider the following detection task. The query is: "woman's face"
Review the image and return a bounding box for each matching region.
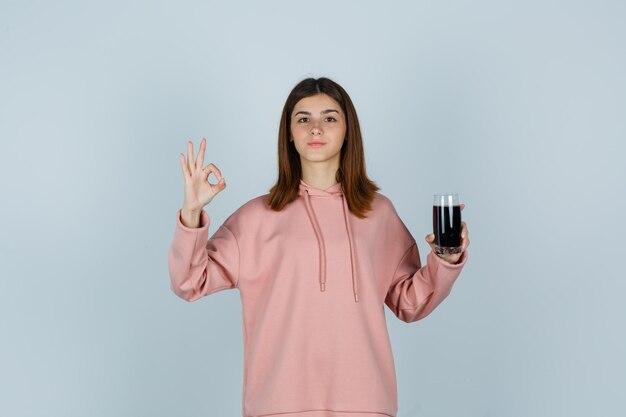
[290,93,346,168]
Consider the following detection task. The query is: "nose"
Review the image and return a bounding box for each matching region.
[310,122,322,135]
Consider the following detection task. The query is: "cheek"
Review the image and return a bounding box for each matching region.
[333,122,347,136]
[291,124,306,137]
[335,128,347,143]
[290,125,301,135]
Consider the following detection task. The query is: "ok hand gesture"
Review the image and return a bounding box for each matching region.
[179,138,226,212]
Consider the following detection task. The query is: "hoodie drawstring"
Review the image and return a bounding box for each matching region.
[302,187,359,303]
[341,193,359,302]
[302,189,327,293]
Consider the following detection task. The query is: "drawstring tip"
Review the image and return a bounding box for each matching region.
[320,283,325,292]
[354,293,359,302]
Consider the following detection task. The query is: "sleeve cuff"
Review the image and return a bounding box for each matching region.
[428,248,468,269]
[176,209,209,230]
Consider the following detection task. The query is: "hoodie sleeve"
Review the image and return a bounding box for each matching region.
[167,208,240,302]
[384,240,468,323]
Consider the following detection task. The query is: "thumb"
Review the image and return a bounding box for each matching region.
[425,234,438,253]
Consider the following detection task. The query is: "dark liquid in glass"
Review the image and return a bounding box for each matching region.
[433,205,462,248]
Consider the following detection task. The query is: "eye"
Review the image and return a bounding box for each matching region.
[297,117,309,123]
[325,117,337,122]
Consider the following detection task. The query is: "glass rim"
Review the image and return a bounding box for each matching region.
[433,193,459,197]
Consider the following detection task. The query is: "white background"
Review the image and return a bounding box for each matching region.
[1,1,624,416]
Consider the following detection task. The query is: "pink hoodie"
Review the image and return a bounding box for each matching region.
[168,179,468,417]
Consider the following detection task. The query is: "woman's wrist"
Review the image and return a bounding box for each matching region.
[180,207,202,228]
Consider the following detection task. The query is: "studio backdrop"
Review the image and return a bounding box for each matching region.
[1,1,624,416]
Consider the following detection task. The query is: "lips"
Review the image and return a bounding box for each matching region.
[308,142,326,147]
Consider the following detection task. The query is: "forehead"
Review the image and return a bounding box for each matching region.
[292,94,341,112]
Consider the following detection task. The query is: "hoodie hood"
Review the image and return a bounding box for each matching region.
[298,179,359,302]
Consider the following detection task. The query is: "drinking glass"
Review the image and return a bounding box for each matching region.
[433,193,462,255]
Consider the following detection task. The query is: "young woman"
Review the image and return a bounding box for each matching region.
[168,77,470,417]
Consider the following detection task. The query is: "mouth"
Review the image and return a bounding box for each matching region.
[308,142,326,148]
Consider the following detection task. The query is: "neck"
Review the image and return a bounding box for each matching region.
[301,161,339,191]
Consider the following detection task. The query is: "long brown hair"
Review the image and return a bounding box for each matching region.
[267,77,380,219]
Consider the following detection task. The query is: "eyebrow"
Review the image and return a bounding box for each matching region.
[293,109,340,117]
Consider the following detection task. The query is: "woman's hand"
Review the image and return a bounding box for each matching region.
[425,203,470,265]
[179,138,226,212]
